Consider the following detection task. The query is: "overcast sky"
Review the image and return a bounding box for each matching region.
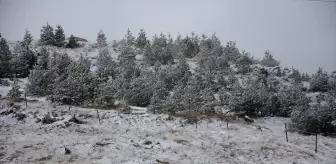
[0,0,335,73]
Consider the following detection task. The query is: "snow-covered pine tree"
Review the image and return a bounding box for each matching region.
[261,50,279,67]
[40,22,55,46]
[237,51,253,74]
[136,29,147,49]
[125,28,135,46]
[310,67,329,92]
[172,56,191,86]
[184,75,202,112]
[26,66,48,96]
[53,54,94,105]
[21,29,33,48]
[289,68,302,83]
[96,30,107,49]
[143,43,155,65]
[224,41,240,62]
[37,47,50,70]
[66,34,80,48]
[95,78,115,106]
[7,78,23,101]
[11,43,28,77]
[54,25,66,47]
[0,34,12,77]
[163,34,174,65]
[96,48,117,81]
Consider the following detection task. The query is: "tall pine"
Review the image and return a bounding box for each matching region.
[54,25,66,47]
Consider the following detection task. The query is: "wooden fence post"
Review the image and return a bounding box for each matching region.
[24,94,27,107]
[96,109,101,125]
[315,131,318,153]
[285,123,288,142]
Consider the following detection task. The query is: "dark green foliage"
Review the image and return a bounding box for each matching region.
[261,50,279,67]
[40,23,55,46]
[0,35,12,77]
[66,34,81,48]
[290,93,336,135]
[96,30,107,48]
[136,29,147,49]
[54,25,66,47]
[310,67,329,92]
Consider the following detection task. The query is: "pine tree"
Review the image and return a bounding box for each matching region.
[21,29,33,48]
[40,22,55,46]
[11,43,28,77]
[37,47,50,70]
[310,67,329,92]
[26,66,48,95]
[143,43,155,65]
[0,35,12,77]
[54,25,66,47]
[7,78,23,101]
[136,29,147,49]
[125,28,135,46]
[96,30,107,49]
[96,48,117,81]
[261,50,279,67]
[118,40,136,65]
[53,54,94,105]
[66,34,80,48]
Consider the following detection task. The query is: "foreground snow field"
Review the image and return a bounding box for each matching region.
[1,99,336,164]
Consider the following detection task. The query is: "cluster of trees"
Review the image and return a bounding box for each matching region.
[2,27,335,135]
[0,31,37,78]
[0,23,85,78]
[40,23,81,48]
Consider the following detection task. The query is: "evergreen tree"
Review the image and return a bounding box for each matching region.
[125,28,135,46]
[118,40,136,65]
[289,68,302,83]
[96,30,107,49]
[0,35,12,77]
[37,47,50,70]
[53,54,94,105]
[310,67,329,92]
[224,41,240,62]
[54,25,66,47]
[136,29,147,49]
[66,34,80,48]
[7,78,22,101]
[40,22,55,46]
[96,48,117,81]
[21,29,33,48]
[143,43,155,65]
[26,66,49,95]
[261,50,279,67]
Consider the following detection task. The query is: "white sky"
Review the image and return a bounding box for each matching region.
[0,0,335,73]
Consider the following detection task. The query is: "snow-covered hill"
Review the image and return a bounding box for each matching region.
[0,98,335,164]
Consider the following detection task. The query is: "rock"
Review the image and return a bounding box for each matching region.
[143,140,152,145]
[96,142,111,146]
[156,159,169,164]
[244,115,254,123]
[0,109,14,116]
[42,113,56,124]
[68,114,85,124]
[120,106,132,114]
[65,147,71,155]
[133,143,140,147]
[64,121,70,127]
[51,111,58,117]
[15,113,26,121]
[35,118,41,123]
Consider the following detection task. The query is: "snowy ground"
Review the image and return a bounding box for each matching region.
[1,98,336,164]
